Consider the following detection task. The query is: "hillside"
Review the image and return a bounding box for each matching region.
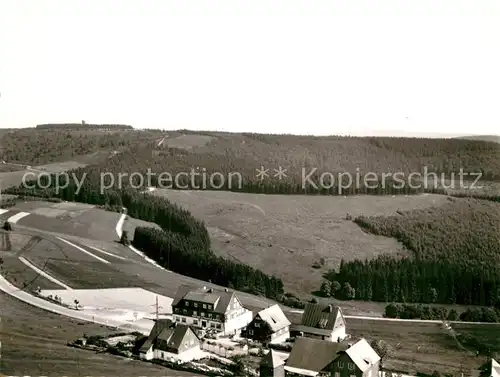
[4,127,500,307]
[2,129,499,185]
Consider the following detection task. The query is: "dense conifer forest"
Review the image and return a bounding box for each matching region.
[324,199,500,306]
[2,129,499,181]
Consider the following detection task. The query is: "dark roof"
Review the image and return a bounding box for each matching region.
[285,337,348,372]
[156,324,192,352]
[172,284,237,314]
[300,303,342,330]
[261,349,286,368]
[172,285,194,307]
[139,319,173,353]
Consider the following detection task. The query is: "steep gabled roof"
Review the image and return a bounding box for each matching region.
[300,303,343,330]
[260,349,286,368]
[156,324,193,352]
[257,304,291,332]
[172,285,193,307]
[285,337,348,373]
[344,338,380,372]
[172,285,237,314]
[139,319,173,353]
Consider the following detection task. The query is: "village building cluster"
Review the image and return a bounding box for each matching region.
[139,285,381,376]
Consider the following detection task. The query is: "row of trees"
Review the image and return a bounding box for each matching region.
[384,303,500,322]
[9,172,285,300]
[36,123,133,130]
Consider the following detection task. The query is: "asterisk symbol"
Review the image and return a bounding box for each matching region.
[273,166,287,179]
[255,166,269,181]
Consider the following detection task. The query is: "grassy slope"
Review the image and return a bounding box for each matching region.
[149,189,448,297]
[0,293,202,376]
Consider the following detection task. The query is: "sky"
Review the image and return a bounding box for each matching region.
[0,0,499,137]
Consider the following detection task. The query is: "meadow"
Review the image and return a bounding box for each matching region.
[149,189,449,297]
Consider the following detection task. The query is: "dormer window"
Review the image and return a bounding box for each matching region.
[318,318,328,328]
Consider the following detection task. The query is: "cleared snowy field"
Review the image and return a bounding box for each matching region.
[39,287,173,324]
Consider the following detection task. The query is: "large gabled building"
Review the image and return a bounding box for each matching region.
[283,337,379,377]
[171,285,253,336]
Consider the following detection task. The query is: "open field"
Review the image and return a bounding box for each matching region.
[3,201,160,243]
[346,318,492,375]
[149,189,449,296]
[0,292,203,376]
[39,287,173,319]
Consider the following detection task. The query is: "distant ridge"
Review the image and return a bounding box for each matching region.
[36,123,133,130]
[454,135,500,143]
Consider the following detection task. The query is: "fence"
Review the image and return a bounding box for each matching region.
[201,342,248,358]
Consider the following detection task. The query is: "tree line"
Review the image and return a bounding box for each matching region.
[36,123,133,130]
[384,303,500,322]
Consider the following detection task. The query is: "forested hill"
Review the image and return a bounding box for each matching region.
[2,129,499,183]
[36,123,133,130]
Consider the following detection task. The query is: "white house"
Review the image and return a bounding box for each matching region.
[171,285,253,336]
[242,304,291,344]
[139,319,202,362]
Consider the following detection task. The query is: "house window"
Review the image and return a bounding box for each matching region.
[216,324,221,329]
[249,330,253,335]
[208,313,212,318]
[185,301,189,306]
[194,303,198,308]
[203,304,207,309]
[338,361,344,369]
[182,317,186,323]
[348,363,354,371]
[183,309,187,314]
[210,323,215,328]
[255,322,260,328]
[194,320,198,325]
[334,373,340,377]
[208,305,212,310]
[201,312,205,317]
[193,311,197,316]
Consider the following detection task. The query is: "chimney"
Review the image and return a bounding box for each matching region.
[328,304,333,313]
[224,288,228,292]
